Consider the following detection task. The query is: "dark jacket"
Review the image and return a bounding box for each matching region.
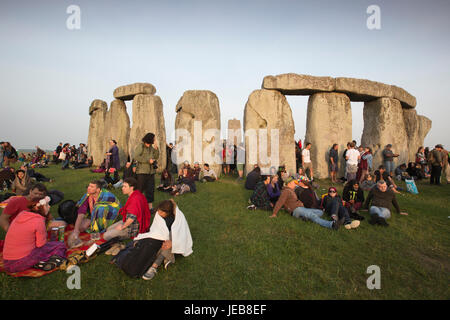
[245,169,261,190]
[342,185,365,203]
[296,187,320,209]
[363,187,400,213]
[250,181,272,210]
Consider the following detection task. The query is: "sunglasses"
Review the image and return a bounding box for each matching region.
[329,190,337,193]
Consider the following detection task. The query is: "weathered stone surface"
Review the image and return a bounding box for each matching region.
[262,73,335,95]
[104,99,130,167]
[243,89,296,175]
[88,99,108,166]
[361,98,409,170]
[305,93,352,179]
[403,110,431,162]
[335,77,394,102]
[391,85,416,108]
[227,118,242,146]
[113,83,156,101]
[129,94,167,172]
[174,90,221,175]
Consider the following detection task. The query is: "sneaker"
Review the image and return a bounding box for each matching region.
[377,217,389,227]
[350,220,360,229]
[344,223,352,230]
[332,216,345,230]
[369,214,378,225]
[142,267,157,280]
[246,204,257,210]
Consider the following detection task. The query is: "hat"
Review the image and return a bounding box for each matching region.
[436,144,443,149]
[328,187,337,193]
[386,144,392,148]
[285,176,299,186]
[298,176,309,184]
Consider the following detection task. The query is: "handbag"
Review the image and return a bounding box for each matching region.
[405,179,419,195]
[58,152,66,160]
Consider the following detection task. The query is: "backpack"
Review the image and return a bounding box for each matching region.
[115,238,163,278]
[58,200,78,225]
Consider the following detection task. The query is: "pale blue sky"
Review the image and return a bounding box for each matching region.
[0,0,449,150]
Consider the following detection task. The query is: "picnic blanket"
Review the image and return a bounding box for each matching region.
[0,225,106,278]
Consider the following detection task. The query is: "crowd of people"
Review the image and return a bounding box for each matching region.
[0,134,448,281]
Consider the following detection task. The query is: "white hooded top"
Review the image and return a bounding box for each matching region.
[134,206,193,257]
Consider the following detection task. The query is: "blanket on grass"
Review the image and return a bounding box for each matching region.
[0,225,105,278]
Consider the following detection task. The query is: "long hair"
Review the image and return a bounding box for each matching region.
[156,199,176,218]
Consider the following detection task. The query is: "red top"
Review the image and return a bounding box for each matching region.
[2,196,30,224]
[119,190,151,234]
[3,211,47,260]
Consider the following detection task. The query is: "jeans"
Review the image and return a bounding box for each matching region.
[370,206,391,219]
[324,197,352,224]
[292,207,333,229]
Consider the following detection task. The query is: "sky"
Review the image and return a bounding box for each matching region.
[0,0,449,150]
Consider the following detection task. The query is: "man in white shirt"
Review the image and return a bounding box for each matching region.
[345,142,360,181]
[301,143,313,180]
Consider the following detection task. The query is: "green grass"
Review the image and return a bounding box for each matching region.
[1,164,449,300]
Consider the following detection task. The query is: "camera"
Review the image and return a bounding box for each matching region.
[152,160,158,170]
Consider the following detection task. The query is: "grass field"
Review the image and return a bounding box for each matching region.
[1,163,449,300]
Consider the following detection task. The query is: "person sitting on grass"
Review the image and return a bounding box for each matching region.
[11,168,32,196]
[394,163,411,181]
[321,186,360,230]
[267,174,281,205]
[69,180,120,248]
[192,162,201,181]
[0,167,16,189]
[270,177,346,230]
[295,176,320,209]
[199,163,218,182]
[3,197,67,273]
[113,158,137,189]
[157,169,175,192]
[342,180,365,220]
[247,175,272,211]
[245,165,261,190]
[103,178,151,242]
[139,199,192,280]
[0,183,48,233]
[360,174,376,191]
[171,168,196,196]
[374,165,401,193]
[362,180,408,227]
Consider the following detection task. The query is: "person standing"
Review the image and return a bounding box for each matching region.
[302,143,313,180]
[0,141,5,169]
[134,133,159,209]
[428,144,444,185]
[345,142,360,182]
[382,144,399,177]
[329,144,339,183]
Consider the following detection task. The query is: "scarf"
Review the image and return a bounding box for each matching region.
[118,190,151,234]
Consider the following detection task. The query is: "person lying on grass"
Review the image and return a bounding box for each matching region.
[0,183,48,233]
[68,180,120,248]
[270,177,345,231]
[103,177,151,242]
[3,196,66,273]
[362,180,408,227]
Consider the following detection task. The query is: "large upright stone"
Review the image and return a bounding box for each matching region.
[361,98,409,170]
[129,94,167,172]
[114,83,156,101]
[304,92,352,179]
[403,110,431,162]
[174,90,221,175]
[104,99,130,167]
[227,118,242,146]
[418,115,432,147]
[243,89,296,175]
[262,73,335,95]
[88,99,108,166]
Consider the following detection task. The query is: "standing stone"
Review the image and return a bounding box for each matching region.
[174,90,221,175]
[304,92,352,179]
[418,115,432,148]
[361,98,409,170]
[403,110,432,162]
[88,99,108,166]
[129,94,167,172]
[243,89,296,175]
[104,99,130,168]
[227,118,242,146]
